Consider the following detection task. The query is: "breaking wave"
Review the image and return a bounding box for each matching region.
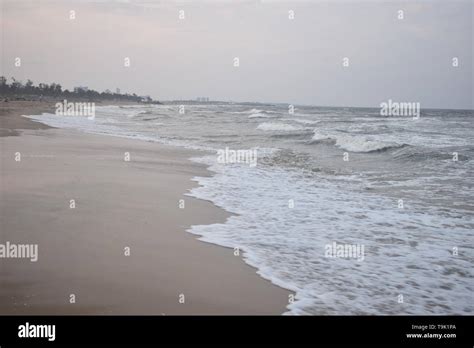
[311,131,404,152]
[257,122,302,132]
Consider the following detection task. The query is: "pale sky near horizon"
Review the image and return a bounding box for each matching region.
[1,0,473,109]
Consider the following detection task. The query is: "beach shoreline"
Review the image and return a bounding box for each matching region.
[0,101,291,315]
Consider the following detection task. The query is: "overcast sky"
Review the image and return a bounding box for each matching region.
[1,0,473,109]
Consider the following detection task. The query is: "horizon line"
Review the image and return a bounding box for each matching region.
[162,99,474,112]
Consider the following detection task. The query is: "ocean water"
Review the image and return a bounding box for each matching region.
[26,103,474,315]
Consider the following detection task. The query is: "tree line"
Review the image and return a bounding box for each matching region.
[0,76,160,103]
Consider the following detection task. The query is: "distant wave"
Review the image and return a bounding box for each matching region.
[257,122,302,132]
[282,118,320,125]
[248,112,275,119]
[142,117,163,123]
[229,108,264,115]
[311,131,404,152]
[124,110,150,118]
[270,130,314,139]
[231,108,282,117]
[391,145,469,162]
[335,136,403,152]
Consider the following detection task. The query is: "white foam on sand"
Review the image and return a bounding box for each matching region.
[187,155,474,315]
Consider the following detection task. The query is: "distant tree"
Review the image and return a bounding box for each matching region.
[0,77,160,103]
[54,83,62,95]
[38,83,48,94]
[11,78,23,93]
[25,79,34,93]
[0,76,7,93]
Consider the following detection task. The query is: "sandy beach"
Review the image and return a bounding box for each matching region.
[0,101,290,315]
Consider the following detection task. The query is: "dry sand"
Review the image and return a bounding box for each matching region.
[0,101,290,315]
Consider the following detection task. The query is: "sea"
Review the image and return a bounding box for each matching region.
[26,102,474,315]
